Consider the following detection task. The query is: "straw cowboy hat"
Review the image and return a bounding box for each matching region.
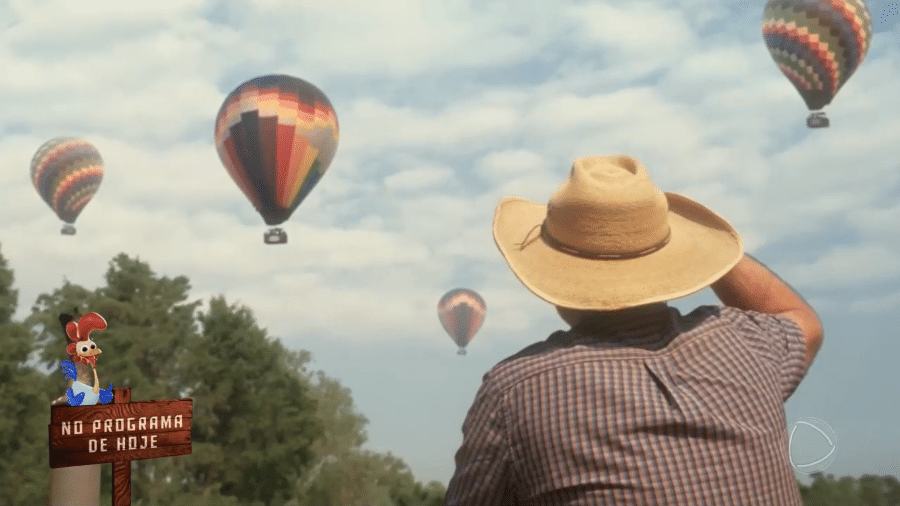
[492,155,743,310]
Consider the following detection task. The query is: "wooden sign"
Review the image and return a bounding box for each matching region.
[49,388,192,505]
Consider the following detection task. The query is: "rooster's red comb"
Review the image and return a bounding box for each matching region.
[65,312,107,342]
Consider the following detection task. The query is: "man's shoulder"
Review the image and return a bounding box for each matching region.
[475,331,568,391]
[480,306,736,389]
[684,304,797,332]
[497,332,567,365]
[676,304,760,332]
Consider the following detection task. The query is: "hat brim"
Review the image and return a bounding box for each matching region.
[492,193,743,310]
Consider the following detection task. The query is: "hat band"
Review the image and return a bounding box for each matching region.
[540,222,671,260]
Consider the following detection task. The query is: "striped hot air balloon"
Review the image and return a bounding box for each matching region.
[762,0,873,128]
[30,138,104,235]
[214,75,339,244]
[438,289,487,356]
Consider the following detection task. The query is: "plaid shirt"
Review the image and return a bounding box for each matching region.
[444,305,808,506]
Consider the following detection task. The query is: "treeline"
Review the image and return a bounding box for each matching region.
[0,246,445,506]
[799,472,900,506]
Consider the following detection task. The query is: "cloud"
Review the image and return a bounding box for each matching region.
[383,161,454,193]
[1,0,898,344]
[566,3,696,65]
[479,149,548,179]
[848,289,900,313]
[7,0,206,44]
[784,244,900,288]
[202,0,564,79]
[340,97,522,154]
[846,201,900,241]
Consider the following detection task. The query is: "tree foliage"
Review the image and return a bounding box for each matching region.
[1,249,446,505]
[800,472,900,506]
[176,296,322,505]
[0,243,52,505]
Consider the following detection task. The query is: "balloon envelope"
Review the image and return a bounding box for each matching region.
[30,137,104,225]
[762,0,873,111]
[438,288,486,352]
[214,74,339,226]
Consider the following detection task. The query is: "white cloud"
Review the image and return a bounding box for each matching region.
[6,0,206,47]
[340,98,522,154]
[206,0,560,78]
[785,244,900,288]
[383,161,454,193]
[666,46,755,87]
[566,2,696,69]
[3,0,898,334]
[846,201,900,240]
[479,149,549,182]
[848,289,900,313]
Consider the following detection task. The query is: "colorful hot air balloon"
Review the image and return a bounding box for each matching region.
[30,137,104,235]
[438,288,486,355]
[214,75,339,244]
[762,0,873,128]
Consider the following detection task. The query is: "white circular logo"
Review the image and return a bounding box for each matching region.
[786,417,836,474]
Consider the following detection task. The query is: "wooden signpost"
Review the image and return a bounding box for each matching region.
[49,388,192,505]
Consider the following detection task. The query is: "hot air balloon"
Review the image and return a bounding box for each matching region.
[762,0,873,128]
[438,288,486,355]
[214,75,339,244]
[30,137,104,235]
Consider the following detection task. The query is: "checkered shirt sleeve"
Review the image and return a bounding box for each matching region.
[725,307,808,401]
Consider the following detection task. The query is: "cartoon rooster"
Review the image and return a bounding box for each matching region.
[58,309,114,406]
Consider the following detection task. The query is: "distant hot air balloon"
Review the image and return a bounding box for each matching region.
[762,0,873,128]
[214,75,339,244]
[30,137,104,235]
[438,289,486,355]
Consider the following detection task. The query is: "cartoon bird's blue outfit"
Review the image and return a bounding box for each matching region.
[61,361,113,406]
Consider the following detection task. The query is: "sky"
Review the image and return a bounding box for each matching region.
[2,0,900,489]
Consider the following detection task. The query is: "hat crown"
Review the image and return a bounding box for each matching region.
[545,155,670,257]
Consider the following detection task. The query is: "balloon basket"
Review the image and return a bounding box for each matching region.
[264,228,287,244]
[807,112,829,129]
[61,224,76,235]
[457,349,467,356]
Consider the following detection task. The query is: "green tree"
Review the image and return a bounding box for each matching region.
[28,255,323,505]
[415,480,448,506]
[177,295,323,505]
[30,254,201,402]
[0,244,52,505]
[840,474,900,506]
[14,251,444,505]
[365,451,446,506]
[798,473,900,506]
[297,370,447,506]
[27,254,204,505]
[297,371,372,505]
